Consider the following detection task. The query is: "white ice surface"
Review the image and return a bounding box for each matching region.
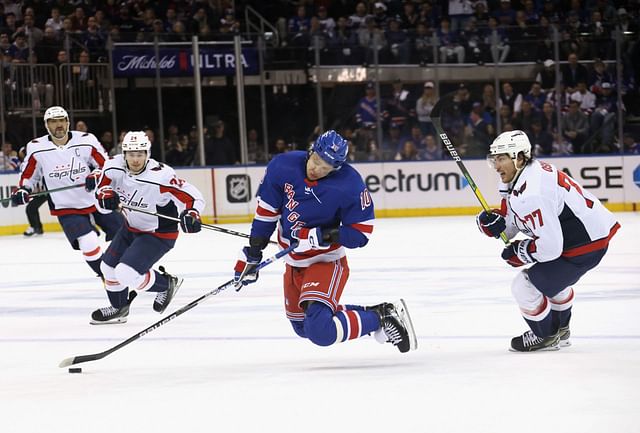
[1,214,639,433]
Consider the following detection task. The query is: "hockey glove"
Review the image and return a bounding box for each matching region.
[85,169,102,192]
[179,208,201,233]
[476,210,506,238]
[233,247,263,290]
[96,186,120,210]
[291,227,332,253]
[501,239,536,267]
[11,187,31,206]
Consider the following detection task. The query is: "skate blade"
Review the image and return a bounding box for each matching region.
[89,317,128,325]
[508,344,560,353]
[559,339,571,347]
[396,298,418,351]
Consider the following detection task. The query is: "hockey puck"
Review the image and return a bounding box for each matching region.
[68,367,82,374]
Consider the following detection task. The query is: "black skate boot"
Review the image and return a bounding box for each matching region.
[368,299,417,353]
[510,330,560,352]
[153,266,183,313]
[23,226,43,237]
[558,325,571,347]
[90,291,137,325]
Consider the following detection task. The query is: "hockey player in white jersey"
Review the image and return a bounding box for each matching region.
[11,106,124,278]
[90,131,205,324]
[476,130,620,352]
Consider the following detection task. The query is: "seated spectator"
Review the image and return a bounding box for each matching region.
[412,21,433,65]
[70,7,87,32]
[447,0,474,33]
[398,1,419,31]
[406,125,426,152]
[75,120,88,132]
[528,119,554,155]
[492,0,516,26]
[364,138,383,162]
[570,81,596,114]
[524,81,546,112]
[464,101,494,156]
[461,17,485,64]
[483,16,510,63]
[482,83,497,119]
[384,17,410,64]
[384,79,411,132]
[83,16,106,60]
[349,2,371,30]
[22,13,44,45]
[372,2,388,28]
[316,5,336,37]
[419,1,441,28]
[381,124,406,160]
[205,120,238,165]
[499,82,522,117]
[45,7,65,34]
[288,5,311,47]
[513,100,539,134]
[358,16,387,64]
[585,10,612,60]
[436,18,465,64]
[561,52,588,94]
[394,140,421,161]
[420,134,442,160]
[247,128,267,164]
[590,82,619,152]
[1,141,19,171]
[35,26,61,63]
[7,32,29,62]
[509,10,538,61]
[561,99,589,154]
[497,104,513,132]
[546,81,571,113]
[589,58,614,95]
[540,101,558,134]
[328,16,361,64]
[355,81,381,130]
[623,133,639,154]
[536,59,557,91]
[415,81,437,136]
[100,130,115,155]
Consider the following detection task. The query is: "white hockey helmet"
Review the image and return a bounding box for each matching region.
[122,131,151,172]
[121,131,152,153]
[43,106,70,137]
[489,130,532,160]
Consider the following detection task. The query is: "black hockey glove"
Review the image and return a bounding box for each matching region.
[85,169,102,192]
[476,210,506,238]
[179,208,201,233]
[96,186,120,210]
[11,187,31,206]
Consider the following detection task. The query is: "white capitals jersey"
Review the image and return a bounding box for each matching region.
[19,131,106,216]
[99,155,205,238]
[500,160,619,262]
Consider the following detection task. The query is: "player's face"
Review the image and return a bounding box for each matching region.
[47,117,69,139]
[125,151,148,174]
[488,153,518,183]
[306,152,334,181]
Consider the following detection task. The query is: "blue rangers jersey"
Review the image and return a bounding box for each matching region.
[251,151,374,267]
[98,155,205,239]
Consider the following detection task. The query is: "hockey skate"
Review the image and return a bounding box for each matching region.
[153,266,183,313]
[23,226,43,237]
[368,299,417,353]
[558,325,571,347]
[90,292,137,325]
[509,330,560,352]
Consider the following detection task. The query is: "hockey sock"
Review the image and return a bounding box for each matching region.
[337,304,365,311]
[303,302,380,346]
[107,288,129,309]
[524,312,555,338]
[550,287,574,329]
[87,258,103,278]
[146,270,169,293]
[552,308,572,329]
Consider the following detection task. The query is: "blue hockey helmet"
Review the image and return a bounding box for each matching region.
[311,130,348,168]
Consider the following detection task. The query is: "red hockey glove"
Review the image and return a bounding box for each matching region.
[501,239,536,267]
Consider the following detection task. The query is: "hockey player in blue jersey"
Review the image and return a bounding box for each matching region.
[233,130,417,353]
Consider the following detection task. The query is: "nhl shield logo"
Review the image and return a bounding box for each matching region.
[226,174,251,203]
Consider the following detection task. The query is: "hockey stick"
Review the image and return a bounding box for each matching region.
[119,204,277,244]
[58,243,296,368]
[0,183,85,206]
[430,92,509,245]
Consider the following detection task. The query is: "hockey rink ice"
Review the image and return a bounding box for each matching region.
[1,213,639,433]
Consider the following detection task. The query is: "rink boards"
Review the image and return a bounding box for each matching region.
[1,155,639,235]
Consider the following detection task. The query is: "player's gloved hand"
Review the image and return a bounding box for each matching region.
[85,169,102,192]
[179,208,201,233]
[11,187,31,206]
[233,247,262,290]
[291,227,332,253]
[95,186,120,210]
[501,239,536,267]
[476,210,506,238]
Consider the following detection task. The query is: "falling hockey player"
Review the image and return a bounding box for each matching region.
[476,130,620,352]
[90,131,205,324]
[233,130,417,353]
